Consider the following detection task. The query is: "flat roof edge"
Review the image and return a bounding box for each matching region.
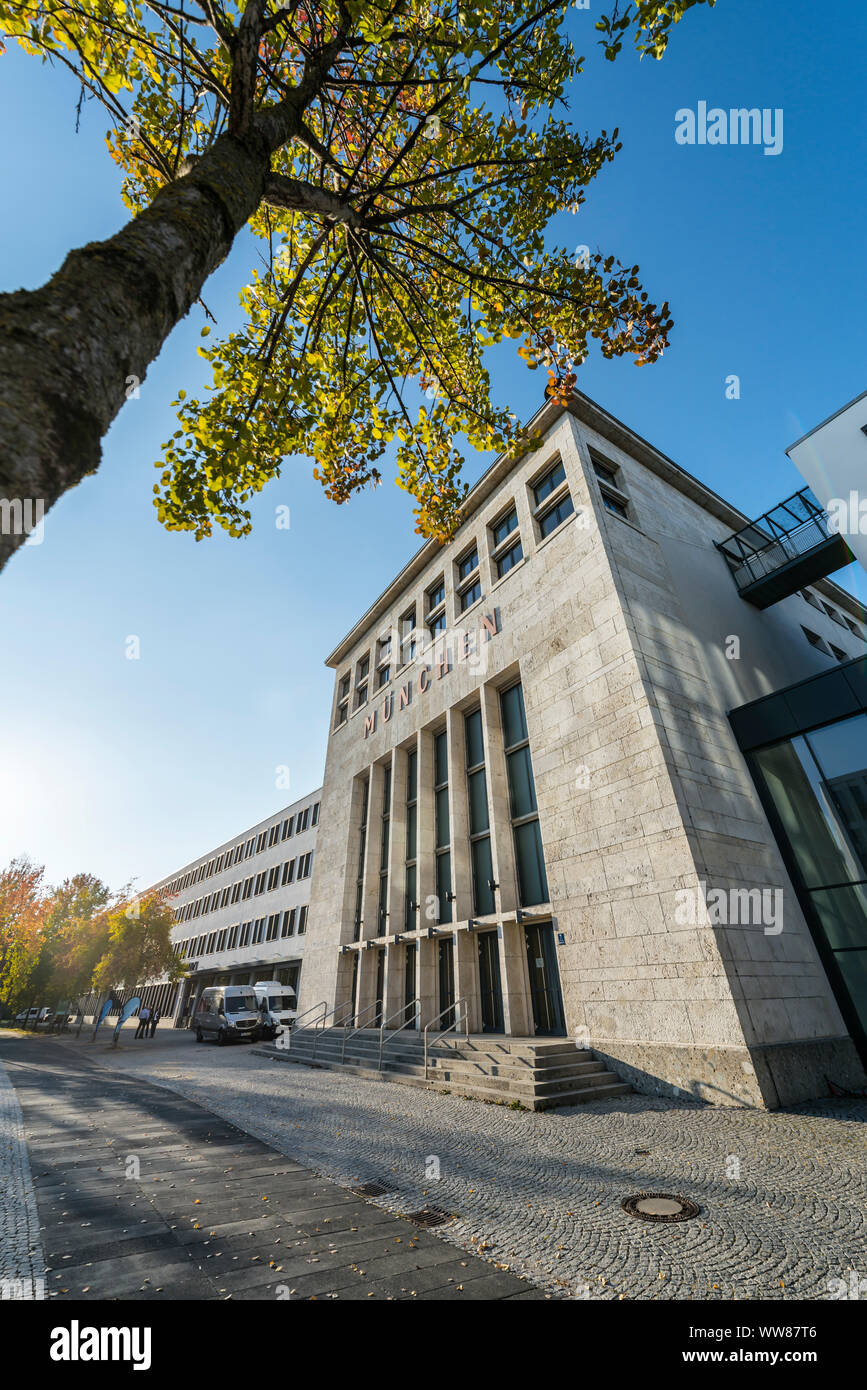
[786,386,867,453]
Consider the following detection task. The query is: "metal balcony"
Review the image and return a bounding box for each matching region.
[716,487,854,609]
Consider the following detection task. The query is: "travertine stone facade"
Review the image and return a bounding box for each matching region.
[301,393,867,1107]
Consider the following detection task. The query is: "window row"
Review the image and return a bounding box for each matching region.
[164,804,319,896]
[801,589,865,640]
[336,460,575,727]
[172,853,314,921]
[174,905,309,958]
[354,681,549,936]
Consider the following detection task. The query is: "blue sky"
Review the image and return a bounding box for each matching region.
[1,0,865,892]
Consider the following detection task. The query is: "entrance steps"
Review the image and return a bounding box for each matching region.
[253,1028,631,1111]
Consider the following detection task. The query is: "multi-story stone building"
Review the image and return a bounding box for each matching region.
[299,390,867,1109]
[147,789,321,1024]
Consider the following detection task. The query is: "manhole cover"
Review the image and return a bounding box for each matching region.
[352,1182,391,1199]
[621,1192,700,1223]
[404,1206,453,1229]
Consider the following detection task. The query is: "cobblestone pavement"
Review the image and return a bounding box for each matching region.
[32,1030,867,1301]
[0,1037,540,1301]
[0,1047,45,1299]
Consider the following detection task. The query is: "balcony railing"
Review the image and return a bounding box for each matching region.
[716,488,854,608]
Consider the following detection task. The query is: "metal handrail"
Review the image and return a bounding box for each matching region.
[377,1000,421,1069]
[424,998,469,1080]
[287,1000,327,1047]
[311,1000,354,1060]
[341,1000,383,1062]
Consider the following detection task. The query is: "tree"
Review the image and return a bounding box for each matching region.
[0,857,47,1005]
[91,892,187,994]
[0,0,715,571]
[38,872,113,1002]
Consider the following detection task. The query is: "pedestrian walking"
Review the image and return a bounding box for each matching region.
[149,1009,160,1038]
[134,1005,151,1039]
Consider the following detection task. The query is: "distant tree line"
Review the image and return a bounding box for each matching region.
[0,858,185,1020]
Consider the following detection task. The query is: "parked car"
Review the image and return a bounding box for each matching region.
[252,981,297,1040]
[192,986,261,1045]
[15,1007,52,1025]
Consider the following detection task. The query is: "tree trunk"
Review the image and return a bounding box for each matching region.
[0,127,272,573]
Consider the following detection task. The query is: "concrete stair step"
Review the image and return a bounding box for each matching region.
[254,1045,633,1112]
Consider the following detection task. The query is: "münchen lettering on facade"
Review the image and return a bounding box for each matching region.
[363,609,502,738]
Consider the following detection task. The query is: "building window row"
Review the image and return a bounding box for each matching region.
[801,589,865,641]
[172,853,314,921]
[176,905,308,959]
[163,803,320,895]
[334,461,578,728]
[349,681,546,940]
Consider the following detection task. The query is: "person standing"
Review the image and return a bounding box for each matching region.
[149,1009,160,1038]
[134,1005,151,1039]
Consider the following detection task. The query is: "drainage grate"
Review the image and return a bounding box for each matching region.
[621,1192,701,1223]
[404,1206,453,1229]
[352,1182,392,1199]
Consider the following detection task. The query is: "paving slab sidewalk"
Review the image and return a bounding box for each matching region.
[0,1036,544,1302]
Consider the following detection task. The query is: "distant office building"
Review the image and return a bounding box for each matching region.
[146,790,321,1025]
[300,391,867,1108]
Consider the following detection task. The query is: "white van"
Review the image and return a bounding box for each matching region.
[252,981,297,1040]
[192,986,261,1045]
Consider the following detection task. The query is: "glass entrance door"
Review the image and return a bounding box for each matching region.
[404,943,417,1026]
[524,923,566,1036]
[438,937,455,1028]
[478,931,504,1033]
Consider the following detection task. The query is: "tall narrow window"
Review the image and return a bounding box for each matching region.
[434,730,452,923]
[490,505,523,579]
[354,777,369,942]
[400,607,417,667]
[376,634,392,688]
[466,709,495,915]
[378,765,391,935]
[501,682,549,906]
[355,654,370,709]
[456,545,481,612]
[336,672,351,726]
[532,458,575,538]
[405,749,418,931]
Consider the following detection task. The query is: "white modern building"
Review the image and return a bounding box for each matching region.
[298,390,867,1109]
[145,789,321,1025]
[788,388,867,572]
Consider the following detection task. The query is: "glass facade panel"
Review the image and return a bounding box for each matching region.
[753,737,860,890]
[468,769,489,835]
[405,863,417,931]
[506,746,537,819]
[514,819,549,907]
[750,711,867,1050]
[465,709,484,769]
[471,836,495,916]
[435,787,450,848]
[501,683,528,748]
[436,851,452,924]
[434,731,448,785]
